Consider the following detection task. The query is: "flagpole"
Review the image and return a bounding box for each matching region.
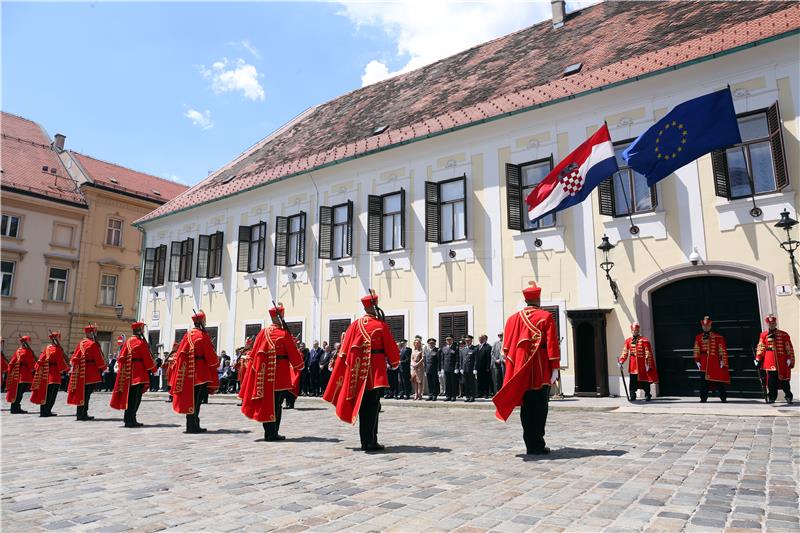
[615,172,640,235]
[740,145,763,218]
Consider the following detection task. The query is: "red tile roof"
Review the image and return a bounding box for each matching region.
[136,1,800,225]
[71,152,188,203]
[1,112,86,206]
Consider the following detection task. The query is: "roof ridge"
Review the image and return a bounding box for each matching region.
[70,150,186,187]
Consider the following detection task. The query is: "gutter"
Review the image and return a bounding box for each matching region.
[134,28,799,228]
[135,226,147,325]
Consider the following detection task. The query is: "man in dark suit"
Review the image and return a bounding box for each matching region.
[398,339,412,400]
[423,338,441,401]
[460,335,478,402]
[300,342,311,396]
[441,336,459,401]
[476,334,494,398]
[386,344,399,399]
[308,341,324,396]
[320,341,335,393]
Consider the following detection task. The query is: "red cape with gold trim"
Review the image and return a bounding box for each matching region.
[694,332,730,384]
[756,330,795,381]
[30,345,68,405]
[169,329,219,415]
[67,339,107,406]
[110,336,156,410]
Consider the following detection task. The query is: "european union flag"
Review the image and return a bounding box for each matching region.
[622,89,742,186]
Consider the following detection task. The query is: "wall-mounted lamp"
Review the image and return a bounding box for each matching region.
[291,272,297,280]
[388,258,396,267]
[114,303,124,319]
[250,278,258,286]
[448,249,457,259]
[179,287,185,295]
[209,283,215,291]
[534,238,543,248]
[775,208,800,291]
[597,234,619,301]
[153,290,159,298]
[337,265,344,274]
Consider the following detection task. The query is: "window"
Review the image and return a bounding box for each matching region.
[244,323,262,343]
[329,318,351,347]
[425,176,467,244]
[52,223,74,248]
[1,260,15,296]
[541,306,560,339]
[99,274,118,306]
[384,315,405,343]
[319,201,353,260]
[143,245,167,286]
[106,218,123,246]
[197,231,224,278]
[275,212,306,267]
[237,222,266,273]
[169,238,194,282]
[47,267,68,301]
[285,321,303,343]
[1,215,20,238]
[97,332,112,357]
[712,103,788,199]
[598,142,657,217]
[368,190,405,252]
[438,312,468,346]
[506,158,556,231]
[148,330,161,357]
[205,326,219,352]
[174,329,187,345]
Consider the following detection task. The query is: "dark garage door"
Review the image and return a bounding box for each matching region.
[651,276,762,398]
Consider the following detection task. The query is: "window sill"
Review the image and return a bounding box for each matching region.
[602,210,667,242]
[430,240,475,268]
[48,243,77,252]
[1,236,23,243]
[325,257,356,281]
[202,277,224,294]
[174,282,194,298]
[1,295,17,301]
[42,299,69,305]
[282,265,308,286]
[101,243,125,251]
[715,189,794,231]
[147,286,166,300]
[374,249,411,275]
[511,226,566,256]
[243,271,267,290]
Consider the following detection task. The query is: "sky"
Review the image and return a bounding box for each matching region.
[3,1,594,187]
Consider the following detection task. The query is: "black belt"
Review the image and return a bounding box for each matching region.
[195,356,205,361]
[132,358,143,362]
[371,349,385,354]
[276,355,288,360]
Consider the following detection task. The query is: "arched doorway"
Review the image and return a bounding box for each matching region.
[651,276,762,398]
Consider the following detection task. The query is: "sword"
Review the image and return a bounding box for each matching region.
[619,362,631,401]
[752,346,769,404]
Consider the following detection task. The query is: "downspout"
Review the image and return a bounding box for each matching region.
[136,226,146,323]
[307,172,322,342]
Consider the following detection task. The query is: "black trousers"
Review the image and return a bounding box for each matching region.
[387,369,398,397]
[444,372,458,399]
[320,368,331,393]
[11,383,30,412]
[125,384,145,426]
[76,383,95,419]
[699,375,727,402]
[478,369,492,396]
[398,366,411,398]
[521,387,550,452]
[629,374,651,400]
[263,391,285,439]
[41,383,60,416]
[309,366,320,396]
[426,370,440,398]
[494,363,505,391]
[766,370,793,403]
[186,383,207,431]
[359,388,381,448]
[464,371,476,400]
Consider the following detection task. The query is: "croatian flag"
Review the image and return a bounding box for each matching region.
[526,124,619,222]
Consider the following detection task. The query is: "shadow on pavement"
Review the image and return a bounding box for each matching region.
[205,428,253,434]
[516,447,627,461]
[347,445,452,454]
[292,407,327,412]
[285,436,342,443]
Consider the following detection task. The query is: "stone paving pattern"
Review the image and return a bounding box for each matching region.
[2,393,798,532]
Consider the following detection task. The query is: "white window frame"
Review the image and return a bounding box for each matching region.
[1,214,21,238]
[99,273,118,306]
[106,217,123,246]
[47,267,69,301]
[1,260,15,296]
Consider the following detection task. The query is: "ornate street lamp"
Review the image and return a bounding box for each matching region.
[774,209,800,291]
[597,234,619,301]
[115,303,124,319]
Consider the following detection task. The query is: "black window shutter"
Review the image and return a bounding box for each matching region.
[212,231,223,277]
[767,101,788,190]
[367,194,382,252]
[156,245,167,285]
[257,222,266,271]
[169,241,181,282]
[143,248,155,286]
[453,312,468,342]
[399,188,406,249]
[297,212,306,264]
[598,177,615,216]
[274,216,288,266]
[345,200,354,257]
[237,226,250,272]
[318,206,333,259]
[649,184,658,209]
[461,176,468,240]
[183,238,194,282]
[710,149,731,199]
[438,313,453,345]
[506,163,523,231]
[425,181,440,243]
[384,315,404,342]
[197,235,210,278]
[542,306,560,336]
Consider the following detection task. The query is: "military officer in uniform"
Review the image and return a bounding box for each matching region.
[5,336,37,413]
[493,282,560,455]
[618,322,658,401]
[441,336,459,401]
[755,314,794,404]
[693,316,730,403]
[423,338,441,401]
[460,335,478,402]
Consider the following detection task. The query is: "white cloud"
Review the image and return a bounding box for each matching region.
[184,107,213,130]
[163,173,188,185]
[338,0,601,87]
[201,58,265,101]
[228,39,261,59]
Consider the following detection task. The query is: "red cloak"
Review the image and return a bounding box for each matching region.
[619,336,659,384]
[5,346,36,403]
[235,351,251,400]
[493,306,560,422]
[110,336,156,410]
[694,332,730,384]
[169,328,219,415]
[240,325,305,423]
[29,345,69,405]
[67,339,108,406]
[323,315,400,424]
[756,329,795,381]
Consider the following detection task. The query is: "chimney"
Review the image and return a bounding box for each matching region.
[54,133,66,152]
[551,0,565,28]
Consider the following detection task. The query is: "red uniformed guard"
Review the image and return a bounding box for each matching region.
[693,316,730,403]
[110,322,157,427]
[169,311,220,433]
[30,331,69,417]
[618,322,658,401]
[492,282,560,455]
[241,305,305,441]
[6,336,37,413]
[323,292,400,452]
[67,325,108,421]
[755,314,794,404]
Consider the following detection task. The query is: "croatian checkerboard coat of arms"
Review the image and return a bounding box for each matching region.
[558,162,583,196]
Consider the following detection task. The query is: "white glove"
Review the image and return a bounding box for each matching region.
[754,359,760,367]
[618,361,623,368]
[473,370,477,375]
[645,364,650,372]
[720,360,725,369]
[788,359,792,367]
[696,362,701,369]
[456,369,461,374]
[550,369,559,384]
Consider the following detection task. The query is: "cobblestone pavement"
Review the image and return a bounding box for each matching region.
[2,393,798,532]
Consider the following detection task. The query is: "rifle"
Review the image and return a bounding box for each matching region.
[48,328,69,368]
[752,346,769,404]
[271,300,290,331]
[368,288,385,321]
